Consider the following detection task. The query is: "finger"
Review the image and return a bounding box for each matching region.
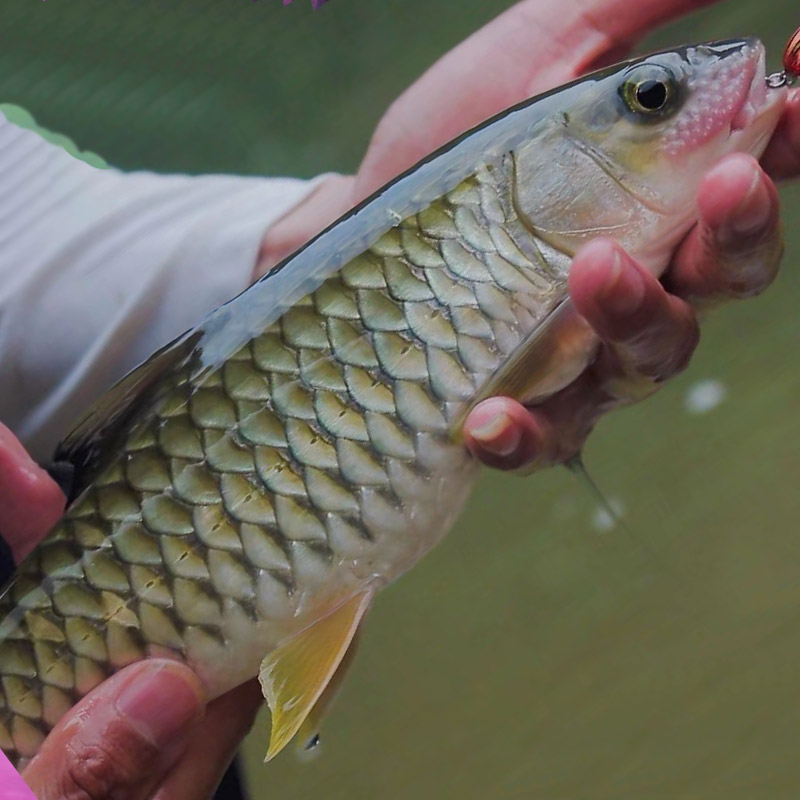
[463,236,701,469]
[667,154,782,303]
[152,680,261,800]
[357,0,718,195]
[761,88,800,180]
[463,374,615,472]
[0,422,65,564]
[464,396,549,471]
[23,660,205,800]
[570,239,699,392]
[255,175,357,278]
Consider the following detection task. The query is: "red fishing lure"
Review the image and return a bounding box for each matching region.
[783,26,800,77]
[768,25,800,87]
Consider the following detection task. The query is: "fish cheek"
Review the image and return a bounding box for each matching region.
[511,128,663,256]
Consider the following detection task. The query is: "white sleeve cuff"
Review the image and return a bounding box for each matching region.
[0,109,334,458]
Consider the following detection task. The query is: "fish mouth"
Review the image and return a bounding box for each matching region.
[730,47,782,132]
[663,40,781,158]
[728,44,787,155]
[729,48,762,132]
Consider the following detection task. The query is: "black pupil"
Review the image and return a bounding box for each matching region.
[636,80,668,111]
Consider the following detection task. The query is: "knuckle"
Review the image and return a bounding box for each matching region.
[60,743,124,800]
[719,235,784,298]
[727,259,782,299]
[624,304,699,381]
[600,321,698,401]
[58,729,158,800]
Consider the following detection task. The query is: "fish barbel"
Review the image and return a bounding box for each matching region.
[0,39,786,766]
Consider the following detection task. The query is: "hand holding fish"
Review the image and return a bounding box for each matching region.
[464,150,786,469]
[262,0,800,472]
[21,659,260,800]
[3,0,799,796]
[0,423,262,798]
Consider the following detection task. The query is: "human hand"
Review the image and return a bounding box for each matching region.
[463,150,786,469]
[258,0,799,471]
[0,423,259,800]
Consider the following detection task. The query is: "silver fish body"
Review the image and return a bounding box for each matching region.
[0,39,785,766]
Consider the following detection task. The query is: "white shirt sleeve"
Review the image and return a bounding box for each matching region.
[0,110,329,460]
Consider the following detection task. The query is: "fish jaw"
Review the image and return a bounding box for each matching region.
[662,40,760,157]
[728,48,787,159]
[630,41,785,273]
[662,40,787,164]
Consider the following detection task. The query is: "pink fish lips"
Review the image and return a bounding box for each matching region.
[665,43,784,156]
[730,56,767,132]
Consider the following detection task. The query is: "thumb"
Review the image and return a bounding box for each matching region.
[22,660,206,800]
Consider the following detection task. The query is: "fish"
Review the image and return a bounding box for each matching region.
[0,38,786,768]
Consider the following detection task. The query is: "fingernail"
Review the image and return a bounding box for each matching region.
[601,248,646,316]
[727,170,772,238]
[470,411,521,457]
[116,664,204,747]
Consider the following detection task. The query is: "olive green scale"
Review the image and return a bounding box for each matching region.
[0,166,565,767]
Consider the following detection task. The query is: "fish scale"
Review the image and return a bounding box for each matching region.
[0,169,562,766]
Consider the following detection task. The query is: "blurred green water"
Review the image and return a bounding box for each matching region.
[2,0,799,797]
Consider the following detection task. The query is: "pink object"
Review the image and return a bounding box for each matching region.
[663,44,765,157]
[0,750,36,800]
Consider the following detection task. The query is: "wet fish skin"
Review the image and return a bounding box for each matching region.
[0,39,785,767]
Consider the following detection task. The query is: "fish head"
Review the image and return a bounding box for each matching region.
[512,38,786,272]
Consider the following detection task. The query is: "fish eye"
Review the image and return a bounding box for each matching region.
[620,66,680,119]
[635,80,668,110]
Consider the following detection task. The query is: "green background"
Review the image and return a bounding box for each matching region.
[3,0,800,797]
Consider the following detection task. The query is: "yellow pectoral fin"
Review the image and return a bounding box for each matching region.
[259,590,373,761]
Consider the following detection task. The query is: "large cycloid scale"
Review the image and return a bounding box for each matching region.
[0,39,786,767]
